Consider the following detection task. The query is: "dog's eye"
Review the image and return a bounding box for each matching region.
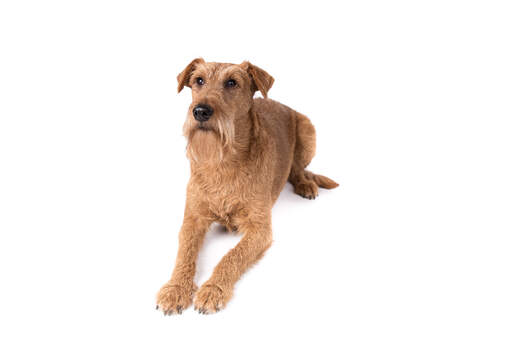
[225,79,237,88]
[195,77,204,86]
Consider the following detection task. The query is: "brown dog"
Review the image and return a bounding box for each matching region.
[156,58,338,315]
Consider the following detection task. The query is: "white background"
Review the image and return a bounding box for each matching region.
[1,0,511,340]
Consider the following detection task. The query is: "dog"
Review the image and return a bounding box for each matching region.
[156,58,338,315]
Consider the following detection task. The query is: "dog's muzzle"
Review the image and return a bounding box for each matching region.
[193,104,213,122]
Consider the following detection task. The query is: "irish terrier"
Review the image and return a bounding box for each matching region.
[156,58,338,315]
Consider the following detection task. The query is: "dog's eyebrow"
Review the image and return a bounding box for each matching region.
[219,67,245,80]
[190,68,206,78]
[191,64,214,79]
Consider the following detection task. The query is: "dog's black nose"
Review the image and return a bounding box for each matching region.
[193,104,213,122]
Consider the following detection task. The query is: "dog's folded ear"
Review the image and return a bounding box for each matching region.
[240,61,274,98]
[177,58,205,93]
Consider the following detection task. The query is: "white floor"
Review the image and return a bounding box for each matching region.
[1,1,511,340]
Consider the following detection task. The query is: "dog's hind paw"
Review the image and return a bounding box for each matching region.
[293,180,318,200]
[193,284,230,314]
[156,282,196,316]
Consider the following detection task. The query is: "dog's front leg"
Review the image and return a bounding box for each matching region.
[156,211,210,315]
[194,214,273,314]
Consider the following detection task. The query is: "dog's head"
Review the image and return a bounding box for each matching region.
[177,58,274,162]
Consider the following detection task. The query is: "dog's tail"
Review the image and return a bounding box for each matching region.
[305,170,339,189]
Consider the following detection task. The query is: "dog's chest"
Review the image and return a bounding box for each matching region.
[191,166,254,223]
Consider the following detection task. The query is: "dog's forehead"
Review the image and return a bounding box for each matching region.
[197,62,244,79]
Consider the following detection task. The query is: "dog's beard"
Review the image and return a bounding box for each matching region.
[183,116,235,163]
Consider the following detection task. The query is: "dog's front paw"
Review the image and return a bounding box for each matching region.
[156,282,196,315]
[193,284,231,314]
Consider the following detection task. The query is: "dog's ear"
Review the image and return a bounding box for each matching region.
[177,58,205,93]
[240,61,274,98]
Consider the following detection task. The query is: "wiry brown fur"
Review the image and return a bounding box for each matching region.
[156,59,338,315]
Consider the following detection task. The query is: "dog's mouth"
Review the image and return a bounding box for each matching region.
[197,122,213,131]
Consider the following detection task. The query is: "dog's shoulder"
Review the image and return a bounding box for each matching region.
[252,97,296,133]
[252,97,297,141]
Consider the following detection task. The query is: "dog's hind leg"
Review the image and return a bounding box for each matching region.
[288,113,338,199]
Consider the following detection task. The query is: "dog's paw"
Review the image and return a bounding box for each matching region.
[156,282,196,315]
[294,181,318,200]
[193,284,230,314]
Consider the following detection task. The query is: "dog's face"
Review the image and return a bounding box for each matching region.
[177,59,273,162]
